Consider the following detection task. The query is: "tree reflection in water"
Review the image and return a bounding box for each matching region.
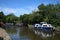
[6,27,60,40]
[33,29,55,38]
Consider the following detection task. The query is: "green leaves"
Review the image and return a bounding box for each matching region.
[0,11,5,22]
[20,3,60,26]
[5,13,18,23]
[0,3,60,27]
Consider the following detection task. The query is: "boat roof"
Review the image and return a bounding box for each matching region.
[40,22,47,24]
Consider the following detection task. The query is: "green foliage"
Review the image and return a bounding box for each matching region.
[20,3,60,27]
[0,11,6,22]
[5,13,18,23]
[20,14,29,23]
[0,3,60,27]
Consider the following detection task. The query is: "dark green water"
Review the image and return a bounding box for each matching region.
[6,27,60,40]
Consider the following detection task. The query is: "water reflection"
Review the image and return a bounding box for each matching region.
[6,27,31,40]
[6,27,60,40]
[8,27,20,40]
[33,29,55,38]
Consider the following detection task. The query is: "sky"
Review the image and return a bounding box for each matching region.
[0,0,60,17]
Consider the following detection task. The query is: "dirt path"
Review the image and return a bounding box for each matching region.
[0,28,10,40]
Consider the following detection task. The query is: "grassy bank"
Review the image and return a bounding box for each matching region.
[55,27,60,31]
[28,24,34,29]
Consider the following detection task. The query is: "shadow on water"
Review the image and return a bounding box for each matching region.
[0,37,3,40]
[6,26,60,40]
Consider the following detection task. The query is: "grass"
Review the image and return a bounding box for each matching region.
[28,24,34,29]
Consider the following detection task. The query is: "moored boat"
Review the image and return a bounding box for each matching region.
[34,22,55,31]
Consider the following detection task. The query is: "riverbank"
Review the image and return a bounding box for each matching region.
[28,24,34,29]
[0,28,10,40]
[55,27,60,32]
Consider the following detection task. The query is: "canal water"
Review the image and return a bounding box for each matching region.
[6,27,60,40]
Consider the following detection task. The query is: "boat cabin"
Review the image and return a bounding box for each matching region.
[41,24,53,28]
[40,22,47,25]
[34,24,40,28]
[34,22,54,31]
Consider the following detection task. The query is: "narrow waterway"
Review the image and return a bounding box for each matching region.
[6,26,60,40]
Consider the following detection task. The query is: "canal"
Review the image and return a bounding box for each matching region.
[6,26,60,40]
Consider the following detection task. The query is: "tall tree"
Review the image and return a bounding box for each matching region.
[6,13,17,23]
[0,11,5,22]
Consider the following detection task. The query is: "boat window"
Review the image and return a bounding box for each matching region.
[43,25,47,27]
[36,25,38,26]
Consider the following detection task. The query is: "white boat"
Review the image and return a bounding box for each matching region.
[34,22,54,31]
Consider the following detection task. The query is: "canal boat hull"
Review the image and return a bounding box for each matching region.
[34,27,54,32]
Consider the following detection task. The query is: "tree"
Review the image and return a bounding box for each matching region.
[19,3,60,27]
[38,3,60,26]
[20,14,29,23]
[6,13,18,23]
[0,11,5,23]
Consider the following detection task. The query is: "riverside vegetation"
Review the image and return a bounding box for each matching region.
[0,3,60,27]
